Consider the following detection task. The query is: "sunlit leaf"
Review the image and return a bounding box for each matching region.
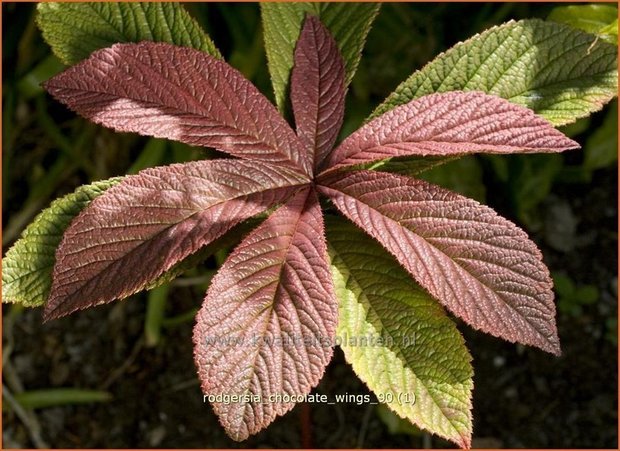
[328,219,473,447]
[2,178,122,307]
[372,19,618,126]
[44,42,310,175]
[291,16,345,170]
[320,170,560,355]
[37,2,221,65]
[327,91,578,169]
[194,189,336,440]
[262,2,379,111]
[45,160,307,320]
[548,4,618,44]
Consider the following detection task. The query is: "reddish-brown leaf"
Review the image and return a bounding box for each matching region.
[325,91,579,169]
[319,170,560,355]
[193,188,337,440]
[291,15,345,171]
[45,160,309,320]
[44,42,311,176]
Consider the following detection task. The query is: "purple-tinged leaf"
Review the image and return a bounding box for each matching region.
[325,91,579,170]
[319,170,560,355]
[193,188,337,440]
[45,160,309,321]
[44,42,311,176]
[291,15,345,171]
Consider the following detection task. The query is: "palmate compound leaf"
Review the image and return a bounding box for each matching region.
[291,15,345,171]
[371,19,618,126]
[326,91,579,170]
[31,10,582,446]
[37,2,221,65]
[43,42,311,176]
[261,2,380,112]
[44,160,309,321]
[193,188,337,440]
[327,218,473,448]
[318,170,561,355]
[2,178,122,307]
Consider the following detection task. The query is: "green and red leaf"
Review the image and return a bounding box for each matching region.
[193,188,337,440]
[326,91,578,169]
[21,8,608,446]
[45,160,308,320]
[319,170,560,355]
[328,219,473,448]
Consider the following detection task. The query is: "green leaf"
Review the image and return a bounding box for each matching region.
[372,19,618,126]
[36,2,221,66]
[548,4,618,44]
[384,156,486,202]
[2,174,258,310]
[600,20,619,40]
[12,389,112,410]
[144,283,170,348]
[584,101,618,171]
[17,54,65,99]
[327,218,473,448]
[371,155,457,177]
[2,178,123,308]
[127,139,167,175]
[261,2,380,111]
[553,272,599,317]
[508,154,563,227]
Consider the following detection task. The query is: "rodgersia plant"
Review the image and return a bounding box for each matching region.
[3,3,617,447]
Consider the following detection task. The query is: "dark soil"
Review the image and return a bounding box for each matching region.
[3,164,617,449]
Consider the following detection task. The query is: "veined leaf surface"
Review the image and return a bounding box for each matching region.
[37,2,221,65]
[2,178,122,307]
[372,19,618,126]
[327,219,473,448]
[45,160,308,320]
[193,189,336,440]
[44,42,310,175]
[262,2,380,111]
[327,91,578,169]
[319,170,560,355]
[291,16,345,171]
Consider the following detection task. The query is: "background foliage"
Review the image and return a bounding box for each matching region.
[2,2,617,448]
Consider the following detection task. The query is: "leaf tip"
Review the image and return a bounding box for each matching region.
[42,299,63,323]
[547,337,562,357]
[459,434,473,449]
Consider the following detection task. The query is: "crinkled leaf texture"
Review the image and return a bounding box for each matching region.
[193,189,337,440]
[261,2,379,111]
[328,219,473,447]
[327,91,579,169]
[372,19,618,126]
[31,11,589,447]
[291,15,345,170]
[44,160,307,320]
[37,2,221,65]
[44,42,310,175]
[319,170,561,355]
[2,178,122,307]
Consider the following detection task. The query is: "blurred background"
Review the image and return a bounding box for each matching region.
[2,2,617,448]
